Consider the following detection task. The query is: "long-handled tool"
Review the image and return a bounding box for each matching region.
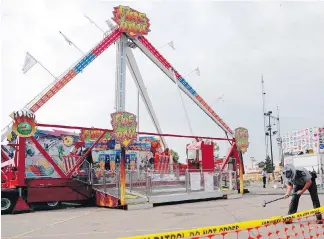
[262,193,297,207]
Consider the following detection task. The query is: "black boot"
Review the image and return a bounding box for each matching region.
[316,213,323,224]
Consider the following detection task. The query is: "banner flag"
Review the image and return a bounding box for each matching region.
[22,52,37,74]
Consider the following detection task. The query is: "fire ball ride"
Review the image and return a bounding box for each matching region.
[1,6,248,214]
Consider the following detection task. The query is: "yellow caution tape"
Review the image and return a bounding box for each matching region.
[119,207,324,239]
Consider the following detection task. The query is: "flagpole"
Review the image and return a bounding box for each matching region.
[184,68,200,77]
[36,60,57,79]
[59,31,85,55]
[85,15,105,34]
[210,95,224,106]
[159,41,175,50]
[26,52,56,79]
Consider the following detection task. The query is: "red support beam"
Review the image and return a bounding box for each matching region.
[232,145,241,163]
[14,146,18,167]
[17,137,26,186]
[138,131,232,141]
[220,143,236,171]
[30,137,66,178]
[36,123,234,142]
[1,169,8,182]
[36,123,113,132]
[67,130,107,177]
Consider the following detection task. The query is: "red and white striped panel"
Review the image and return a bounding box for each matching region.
[63,155,80,174]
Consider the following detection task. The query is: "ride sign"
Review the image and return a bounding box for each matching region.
[235,127,249,153]
[111,112,137,148]
[12,110,37,138]
[112,5,150,38]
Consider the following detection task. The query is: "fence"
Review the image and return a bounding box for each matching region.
[72,160,91,183]
[119,207,324,239]
[216,170,237,191]
[91,166,237,198]
[91,165,120,198]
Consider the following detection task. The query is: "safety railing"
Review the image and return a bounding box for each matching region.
[91,166,120,198]
[127,169,150,195]
[214,170,237,191]
[124,168,236,197]
[89,167,237,199]
[148,168,187,195]
[119,207,324,239]
[72,160,91,184]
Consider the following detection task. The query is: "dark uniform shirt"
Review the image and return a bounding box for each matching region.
[287,167,312,186]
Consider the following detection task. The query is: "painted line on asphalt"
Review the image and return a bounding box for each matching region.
[7,210,97,239]
[2,220,29,223]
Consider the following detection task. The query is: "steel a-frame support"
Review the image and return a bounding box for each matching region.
[125,47,168,149]
[114,34,168,206]
[115,34,128,112]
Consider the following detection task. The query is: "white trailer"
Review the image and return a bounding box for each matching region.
[284,154,324,187]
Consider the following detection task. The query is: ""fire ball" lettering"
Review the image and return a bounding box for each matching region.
[112,5,150,37]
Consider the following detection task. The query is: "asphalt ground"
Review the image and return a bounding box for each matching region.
[2,193,324,239]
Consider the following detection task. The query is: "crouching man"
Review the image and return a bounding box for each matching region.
[282,164,322,224]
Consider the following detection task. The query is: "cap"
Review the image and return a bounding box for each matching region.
[282,164,296,180]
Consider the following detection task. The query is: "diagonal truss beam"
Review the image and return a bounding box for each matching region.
[130,36,234,137]
[125,47,168,149]
[28,29,122,113]
[2,29,122,141]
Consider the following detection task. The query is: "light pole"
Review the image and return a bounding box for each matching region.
[275,106,283,166]
[264,111,276,178]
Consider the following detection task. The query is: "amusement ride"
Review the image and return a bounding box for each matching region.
[1,5,248,214]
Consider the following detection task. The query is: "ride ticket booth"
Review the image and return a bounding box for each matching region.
[186,141,214,171]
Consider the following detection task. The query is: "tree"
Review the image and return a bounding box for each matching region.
[213,142,220,159]
[170,149,179,164]
[264,155,274,173]
[257,161,266,168]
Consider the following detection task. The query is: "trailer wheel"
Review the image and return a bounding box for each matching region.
[1,197,14,214]
[46,201,61,209]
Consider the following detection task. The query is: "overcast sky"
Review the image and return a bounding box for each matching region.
[1,0,324,166]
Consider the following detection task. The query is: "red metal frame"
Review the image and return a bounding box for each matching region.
[67,130,107,177]
[1,169,8,188]
[14,145,18,167]
[34,123,236,176]
[7,123,236,188]
[17,137,26,186]
[1,121,240,212]
[26,178,92,203]
[220,141,241,171]
[36,123,233,142]
[1,143,19,188]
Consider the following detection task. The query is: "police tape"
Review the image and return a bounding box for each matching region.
[119,207,324,239]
